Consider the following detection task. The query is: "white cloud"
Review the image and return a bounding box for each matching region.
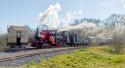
[122,4,125,9]
[120,0,125,9]
[123,4,125,8]
[121,0,125,3]
[101,2,111,8]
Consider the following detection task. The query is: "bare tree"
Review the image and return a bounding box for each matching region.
[110,33,125,54]
[0,34,8,49]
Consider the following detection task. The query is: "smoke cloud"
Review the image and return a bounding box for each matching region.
[38,3,83,30]
[38,3,125,39]
[38,3,61,29]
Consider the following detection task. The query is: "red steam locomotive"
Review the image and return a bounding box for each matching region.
[30,28,91,48]
[31,28,61,48]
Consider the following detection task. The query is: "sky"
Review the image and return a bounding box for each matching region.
[0,0,125,33]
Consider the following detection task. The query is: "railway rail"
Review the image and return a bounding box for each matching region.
[0,46,83,63]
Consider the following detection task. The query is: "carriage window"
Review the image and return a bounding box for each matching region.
[17,31,21,38]
[52,31,55,36]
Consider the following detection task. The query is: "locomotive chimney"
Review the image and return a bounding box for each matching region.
[35,28,39,40]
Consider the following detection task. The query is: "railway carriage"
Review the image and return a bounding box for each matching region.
[57,30,84,46]
[7,26,29,48]
[59,29,95,46]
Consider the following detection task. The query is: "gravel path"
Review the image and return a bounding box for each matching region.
[0,47,83,68]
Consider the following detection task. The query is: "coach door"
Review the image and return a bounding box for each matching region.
[16,31,21,47]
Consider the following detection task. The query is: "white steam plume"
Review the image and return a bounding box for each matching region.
[38,3,83,30]
[38,3,125,39]
[60,10,83,30]
[38,3,61,29]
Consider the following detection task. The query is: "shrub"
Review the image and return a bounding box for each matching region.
[0,34,8,49]
[110,33,125,54]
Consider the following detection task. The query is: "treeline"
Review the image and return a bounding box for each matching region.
[0,34,8,49]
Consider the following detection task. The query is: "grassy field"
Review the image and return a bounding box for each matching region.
[23,46,125,68]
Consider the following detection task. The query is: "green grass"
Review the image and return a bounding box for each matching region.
[23,46,125,68]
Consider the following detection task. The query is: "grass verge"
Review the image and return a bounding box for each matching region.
[22,46,125,68]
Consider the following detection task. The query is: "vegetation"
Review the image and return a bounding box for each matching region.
[0,34,8,49]
[23,46,125,68]
[110,33,125,54]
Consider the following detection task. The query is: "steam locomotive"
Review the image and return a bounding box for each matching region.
[30,28,90,48]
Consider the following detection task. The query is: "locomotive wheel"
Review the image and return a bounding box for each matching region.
[51,44,57,47]
[51,44,61,48]
[51,45,55,48]
[36,45,42,49]
[61,43,66,47]
[36,44,42,48]
[30,43,36,47]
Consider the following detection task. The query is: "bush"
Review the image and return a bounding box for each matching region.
[110,33,125,54]
[0,34,8,49]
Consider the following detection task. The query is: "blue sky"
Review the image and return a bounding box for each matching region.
[0,0,125,33]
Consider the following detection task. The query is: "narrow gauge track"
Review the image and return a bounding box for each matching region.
[0,46,83,63]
